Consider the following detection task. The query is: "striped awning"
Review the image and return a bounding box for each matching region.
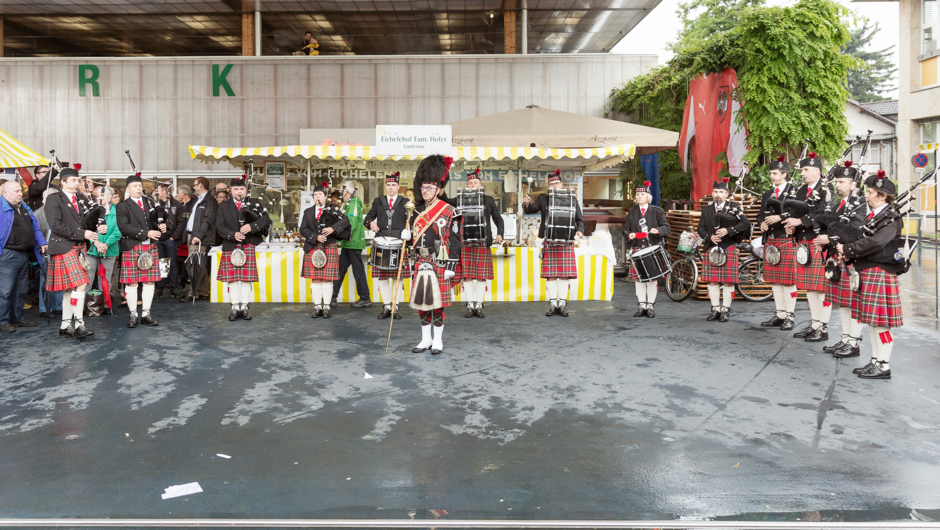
[0,128,49,169]
[920,142,939,152]
[188,144,635,168]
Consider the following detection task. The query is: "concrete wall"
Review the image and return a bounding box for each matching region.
[0,54,657,175]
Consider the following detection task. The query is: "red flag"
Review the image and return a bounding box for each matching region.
[97,264,113,310]
[18,168,33,186]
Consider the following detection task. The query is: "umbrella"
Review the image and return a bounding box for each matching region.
[96,263,114,317]
[183,243,208,303]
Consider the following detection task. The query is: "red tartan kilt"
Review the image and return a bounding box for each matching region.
[541,243,578,279]
[411,257,454,307]
[826,273,855,309]
[852,267,903,328]
[763,238,796,285]
[795,244,826,292]
[119,243,162,284]
[460,244,494,280]
[302,242,340,281]
[217,244,259,283]
[700,246,740,284]
[46,245,89,292]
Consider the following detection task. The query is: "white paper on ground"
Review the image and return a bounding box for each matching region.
[161,482,203,500]
[364,372,373,379]
[216,454,231,459]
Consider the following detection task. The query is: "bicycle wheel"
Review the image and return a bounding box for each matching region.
[736,257,772,302]
[666,256,698,302]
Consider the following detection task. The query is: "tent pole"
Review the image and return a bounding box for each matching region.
[516,157,524,245]
[306,159,311,192]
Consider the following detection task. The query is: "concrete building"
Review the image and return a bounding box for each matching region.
[844,99,897,177]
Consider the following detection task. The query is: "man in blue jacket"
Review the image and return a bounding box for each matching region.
[1,180,48,332]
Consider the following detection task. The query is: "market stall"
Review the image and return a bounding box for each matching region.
[0,128,50,170]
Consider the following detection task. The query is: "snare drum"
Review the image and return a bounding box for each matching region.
[545,189,577,243]
[630,244,672,282]
[370,236,403,270]
[457,188,486,243]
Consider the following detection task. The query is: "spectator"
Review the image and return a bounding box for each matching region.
[26,165,53,211]
[295,31,319,55]
[330,190,342,207]
[176,185,192,204]
[331,180,371,308]
[216,190,229,203]
[85,187,121,311]
[0,180,47,332]
[180,177,218,301]
[215,182,228,195]
[155,182,184,298]
[34,189,63,317]
[176,185,194,292]
[404,187,415,203]
[111,188,123,205]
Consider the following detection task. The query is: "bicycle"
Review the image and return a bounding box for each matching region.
[734,243,772,302]
[667,235,772,303]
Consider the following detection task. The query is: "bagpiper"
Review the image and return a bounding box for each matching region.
[837,171,904,380]
[300,183,350,318]
[622,180,669,318]
[215,177,272,321]
[696,177,751,322]
[365,172,411,319]
[453,169,504,318]
[45,166,97,340]
[405,155,461,355]
[783,153,834,342]
[758,156,798,330]
[115,174,167,327]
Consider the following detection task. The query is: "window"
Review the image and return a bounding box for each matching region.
[921,120,938,173]
[925,0,939,56]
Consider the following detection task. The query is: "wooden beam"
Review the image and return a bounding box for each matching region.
[241,12,254,56]
[503,10,516,54]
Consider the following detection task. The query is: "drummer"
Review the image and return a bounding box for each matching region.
[364,172,411,319]
[522,169,584,317]
[697,178,751,322]
[623,180,670,318]
[455,169,504,318]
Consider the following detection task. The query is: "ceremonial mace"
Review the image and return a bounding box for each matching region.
[384,200,416,355]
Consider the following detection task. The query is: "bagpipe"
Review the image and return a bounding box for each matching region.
[839,131,875,223]
[764,139,809,220]
[125,150,170,231]
[807,134,864,212]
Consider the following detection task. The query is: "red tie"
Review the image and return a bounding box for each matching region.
[774,188,779,198]
[137,199,144,210]
[641,207,646,217]
[316,208,322,220]
[236,201,242,211]
[867,211,874,221]
[389,198,394,210]
[71,195,79,215]
[838,199,845,211]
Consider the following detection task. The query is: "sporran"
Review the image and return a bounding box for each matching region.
[231,247,247,267]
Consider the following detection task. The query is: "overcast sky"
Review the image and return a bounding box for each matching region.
[610,0,900,100]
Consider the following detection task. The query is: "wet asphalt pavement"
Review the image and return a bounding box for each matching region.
[1,254,939,526]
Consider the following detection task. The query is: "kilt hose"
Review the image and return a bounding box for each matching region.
[540,242,578,279]
[763,237,796,285]
[795,243,827,293]
[410,257,454,307]
[217,244,259,283]
[302,242,341,281]
[700,245,740,284]
[826,273,856,309]
[852,267,903,328]
[119,243,162,284]
[46,245,89,292]
[460,244,494,281]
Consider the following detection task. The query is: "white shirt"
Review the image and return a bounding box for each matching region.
[773,184,786,197]
[186,191,208,232]
[870,204,888,218]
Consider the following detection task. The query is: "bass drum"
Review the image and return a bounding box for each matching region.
[457,188,486,243]
[545,188,577,243]
[370,237,403,270]
[631,244,672,281]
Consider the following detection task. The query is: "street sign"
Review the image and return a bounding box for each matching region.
[912,152,930,168]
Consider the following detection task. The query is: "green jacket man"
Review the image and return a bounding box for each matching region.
[332,182,372,307]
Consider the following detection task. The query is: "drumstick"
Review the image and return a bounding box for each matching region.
[385,201,416,355]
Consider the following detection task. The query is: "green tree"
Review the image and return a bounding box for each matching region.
[843,18,897,102]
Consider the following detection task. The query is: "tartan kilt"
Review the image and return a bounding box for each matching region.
[852,267,903,328]
[763,238,796,285]
[217,244,259,283]
[700,245,740,284]
[119,243,161,284]
[540,243,578,279]
[302,242,340,281]
[826,273,855,309]
[411,257,454,307]
[795,243,826,292]
[46,245,89,292]
[460,244,494,280]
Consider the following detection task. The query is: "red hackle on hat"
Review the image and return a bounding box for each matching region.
[776,155,786,162]
[877,170,886,179]
[554,169,561,176]
[474,168,481,175]
[321,182,329,187]
[722,177,729,183]
[844,161,853,168]
[135,172,142,177]
[644,180,651,188]
[73,163,82,171]
[440,156,454,182]
[808,152,817,159]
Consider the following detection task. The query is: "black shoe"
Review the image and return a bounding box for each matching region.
[805,328,828,342]
[557,302,569,317]
[793,325,815,338]
[761,315,785,327]
[322,306,331,318]
[431,347,443,355]
[178,294,190,303]
[351,299,373,308]
[330,299,337,308]
[0,323,16,333]
[73,324,94,339]
[823,341,849,354]
[546,303,556,317]
[412,346,430,353]
[154,290,164,299]
[634,306,648,318]
[465,304,475,318]
[719,308,730,323]
[475,304,485,318]
[834,345,861,358]
[128,312,139,328]
[230,308,241,321]
[13,319,38,328]
[311,305,322,318]
[646,305,656,318]
[707,307,721,321]
[141,313,159,326]
[240,308,252,321]
[392,306,402,319]
[858,364,891,379]
[58,326,75,339]
[39,312,48,319]
[853,361,875,374]
[378,307,391,319]
[780,318,795,331]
